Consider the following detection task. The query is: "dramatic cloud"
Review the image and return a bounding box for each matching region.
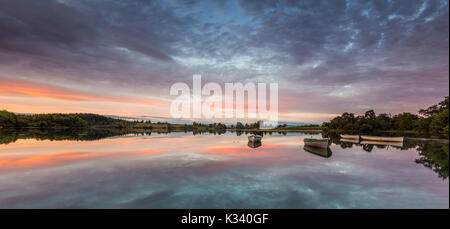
[0,0,448,122]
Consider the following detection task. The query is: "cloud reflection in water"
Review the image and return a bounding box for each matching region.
[0,133,448,208]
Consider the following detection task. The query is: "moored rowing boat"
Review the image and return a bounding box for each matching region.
[340,138,360,144]
[304,138,330,148]
[360,136,404,142]
[340,134,359,140]
[248,135,262,142]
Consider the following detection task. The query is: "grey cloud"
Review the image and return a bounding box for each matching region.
[0,0,448,115]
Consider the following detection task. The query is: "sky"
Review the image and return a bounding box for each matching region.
[0,0,449,123]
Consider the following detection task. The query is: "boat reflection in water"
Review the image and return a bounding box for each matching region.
[361,136,404,142]
[360,141,404,148]
[0,131,447,208]
[248,140,262,148]
[337,139,404,152]
[303,145,333,158]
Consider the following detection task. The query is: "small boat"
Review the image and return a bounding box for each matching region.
[340,138,360,144]
[304,145,332,158]
[360,136,404,142]
[340,134,359,140]
[248,141,262,148]
[248,135,262,142]
[304,138,330,148]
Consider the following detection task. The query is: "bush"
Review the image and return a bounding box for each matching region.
[0,110,17,127]
[429,109,449,138]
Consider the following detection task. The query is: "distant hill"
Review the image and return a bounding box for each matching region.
[104,115,320,126]
[276,121,322,127]
[1,110,127,128]
[3,110,321,130]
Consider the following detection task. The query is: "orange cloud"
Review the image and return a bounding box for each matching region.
[0,77,166,107]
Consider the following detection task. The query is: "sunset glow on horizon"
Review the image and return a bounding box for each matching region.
[1,0,448,123]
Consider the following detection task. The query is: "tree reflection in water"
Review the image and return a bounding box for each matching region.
[1,129,448,180]
[415,141,449,180]
[332,136,449,180]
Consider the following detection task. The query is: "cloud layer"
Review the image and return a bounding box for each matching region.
[0,0,448,122]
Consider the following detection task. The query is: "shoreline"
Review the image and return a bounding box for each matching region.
[2,127,448,140]
[227,128,322,132]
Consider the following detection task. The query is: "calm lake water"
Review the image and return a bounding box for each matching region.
[0,132,448,209]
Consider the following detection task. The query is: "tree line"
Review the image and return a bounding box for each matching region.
[0,112,87,128]
[0,112,143,129]
[322,97,449,138]
[0,111,232,131]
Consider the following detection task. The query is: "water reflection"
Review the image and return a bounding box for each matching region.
[415,141,449,180]
[330,136,449,180]
[0,129,320,145]
[360,141,404,148]
[303,145,332,158]
[247,141,262,148]
[0,131,448,209]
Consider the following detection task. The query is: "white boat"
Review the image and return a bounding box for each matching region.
[360,141,403,147]
[360,136,404,142]
[340,134,359,140]
[340,138,360,144]
[304,138,330,148]
[248,135,262,142]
